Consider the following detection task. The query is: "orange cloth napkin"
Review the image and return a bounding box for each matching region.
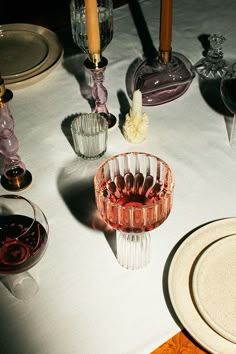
[151,330,211,353]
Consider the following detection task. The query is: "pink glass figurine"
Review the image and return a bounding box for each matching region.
[0,77,32,191]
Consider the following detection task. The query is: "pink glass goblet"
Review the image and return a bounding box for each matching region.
[94,152,175,269]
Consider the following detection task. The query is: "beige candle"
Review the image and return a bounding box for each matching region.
[132,89,142,119]
[85,0,100,56]
[123,89,148,144]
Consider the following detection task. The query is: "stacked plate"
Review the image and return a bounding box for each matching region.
[168,218,236,354]
[0,23,64,89]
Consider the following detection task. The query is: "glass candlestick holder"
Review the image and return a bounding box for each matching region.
[195,34,227,80]
[70,0,116,129]
[0,77,32,191]
[84,56,116,129]
[126,50,195,106]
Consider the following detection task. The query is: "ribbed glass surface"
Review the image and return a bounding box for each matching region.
[94,152,175,269]
[95,152,174,232]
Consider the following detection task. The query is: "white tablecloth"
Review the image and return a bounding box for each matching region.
[1,0,236,353]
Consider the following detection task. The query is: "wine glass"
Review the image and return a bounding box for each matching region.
[220,63,236,148]
[94,152,175,269]
[70,0,116,128]
[0,194,49,299]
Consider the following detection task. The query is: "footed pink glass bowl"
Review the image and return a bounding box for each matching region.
[94,152,175,269]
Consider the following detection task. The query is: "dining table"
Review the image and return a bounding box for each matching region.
[1,0,236,353]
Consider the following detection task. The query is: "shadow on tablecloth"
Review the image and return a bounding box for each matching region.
[57,156,117,257]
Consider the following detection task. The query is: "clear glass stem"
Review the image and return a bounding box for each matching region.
[229,114,236,148]
[116,231,151,270]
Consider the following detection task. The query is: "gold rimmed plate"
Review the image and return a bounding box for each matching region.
[0,23,64,89]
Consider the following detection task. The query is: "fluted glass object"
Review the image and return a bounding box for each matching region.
[94,152,175,269]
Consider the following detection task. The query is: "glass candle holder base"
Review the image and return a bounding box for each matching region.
[1,170,32,191]
[126,52,195,106]
[195,57,227,80]
[116,232,151,270]
[100,112,117,130]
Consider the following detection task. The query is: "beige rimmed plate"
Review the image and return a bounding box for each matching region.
[0,23,64,89]
[168,218,236,354]
[192,234,236,344]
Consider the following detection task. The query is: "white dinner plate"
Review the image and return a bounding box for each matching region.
[168,218,236,354]
[0,23,64,89]
[192,234,236,344]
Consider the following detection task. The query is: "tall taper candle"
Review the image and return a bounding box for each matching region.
[85,0,100,60]
[159,0,172,63]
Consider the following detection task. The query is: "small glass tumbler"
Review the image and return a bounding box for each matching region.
[71,113,108,159]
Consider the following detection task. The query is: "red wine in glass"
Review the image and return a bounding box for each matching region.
[0,215,48,274]
[0,195,49,275]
